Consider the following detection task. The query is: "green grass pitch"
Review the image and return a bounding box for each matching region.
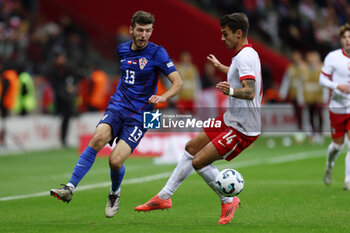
[1,136,350,233]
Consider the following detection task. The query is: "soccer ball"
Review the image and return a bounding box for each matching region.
[215,169,244,197]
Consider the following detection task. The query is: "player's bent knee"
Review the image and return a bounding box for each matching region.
[109,158,123,171]
[192,157,204,170]
[90,133,110,149]
[185,140,197,155]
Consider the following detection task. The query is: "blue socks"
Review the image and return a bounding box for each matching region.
[69,146,97,187]
[68,145,125,193]
[110,164,125,192]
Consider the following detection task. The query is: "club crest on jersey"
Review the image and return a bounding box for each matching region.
[139,57,148,70]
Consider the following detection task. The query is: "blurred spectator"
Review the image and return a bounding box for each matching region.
[175,51,201,114]
[40,78,54,114]
[303,50,325,143]
[256,0,281,48]
[0,69,19,117]
[14,67,36,115]
[0,16,30,68]
[313,5,340,55]
[65,30,88,74]
[298,0,319,26]
[263,83,281,104]
[278,6,304,51]
[201,61,220,89]
[116,25,131,46]
[279,50,306,135]
[0,68,19,146]
[46,47,77,147]
[88,67,109,111]
[261,63,280,103]
[155,76,170,109]
[42,21,65,65]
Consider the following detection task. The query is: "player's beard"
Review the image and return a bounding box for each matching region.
[132,34,148,50]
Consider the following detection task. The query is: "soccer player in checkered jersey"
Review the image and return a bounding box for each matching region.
[319,23,350,191]
[135,12,262,224]
[50,11,183,217]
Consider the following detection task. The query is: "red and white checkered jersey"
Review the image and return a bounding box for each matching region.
[223,44,262,136]
[321,49,350,114]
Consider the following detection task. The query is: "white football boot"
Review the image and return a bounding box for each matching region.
[105,189,121,218]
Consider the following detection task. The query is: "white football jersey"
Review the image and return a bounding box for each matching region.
[223,44,262,136]
[321,49,350,114]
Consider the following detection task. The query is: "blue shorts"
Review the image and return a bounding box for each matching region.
[98,109,147,152]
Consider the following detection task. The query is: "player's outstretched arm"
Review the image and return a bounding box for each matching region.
[148,71,183,105]
[216,79,255,100]
[207,54,229,74]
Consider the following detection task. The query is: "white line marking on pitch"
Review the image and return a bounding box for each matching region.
[0,149,325,201]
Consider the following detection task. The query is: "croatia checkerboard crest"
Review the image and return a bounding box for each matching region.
[139,57,148,70]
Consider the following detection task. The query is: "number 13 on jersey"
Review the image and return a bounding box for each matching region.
[125,70,135,84]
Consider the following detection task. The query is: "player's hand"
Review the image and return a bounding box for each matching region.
[216,81,231,95]
[148,95,166,105]
[207,54,221,68]
[337,84,350,94]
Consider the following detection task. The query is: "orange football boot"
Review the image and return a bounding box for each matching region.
[135,195,172,212]
[218,196,240,224]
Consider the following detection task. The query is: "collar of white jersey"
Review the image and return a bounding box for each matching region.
[342,48,350,58]
[232,44,253,57]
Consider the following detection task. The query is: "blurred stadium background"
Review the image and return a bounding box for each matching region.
[1,0,344,153]
[1,1,350,232]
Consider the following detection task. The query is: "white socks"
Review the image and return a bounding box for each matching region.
[158,150,232,204]
[196,164,233,204]
[158,151,194,200]
[326,142,344,169]
[110,187,121,195]
[66,183,75,192]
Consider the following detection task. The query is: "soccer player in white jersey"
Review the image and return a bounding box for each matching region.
[319,23,350,191]
[135,12,262,224]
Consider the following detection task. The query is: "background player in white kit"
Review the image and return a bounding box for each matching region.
[319,23,350,191]
[135,12,262,224]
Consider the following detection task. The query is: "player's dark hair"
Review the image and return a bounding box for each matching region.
[339,23,350,37]
[131,11,155,28]
[220,13,249,37]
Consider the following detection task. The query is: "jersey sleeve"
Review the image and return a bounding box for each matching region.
[321,53,333,77]
[116,44,122,58]
[155,46,177,76]
[237,54,256,81]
